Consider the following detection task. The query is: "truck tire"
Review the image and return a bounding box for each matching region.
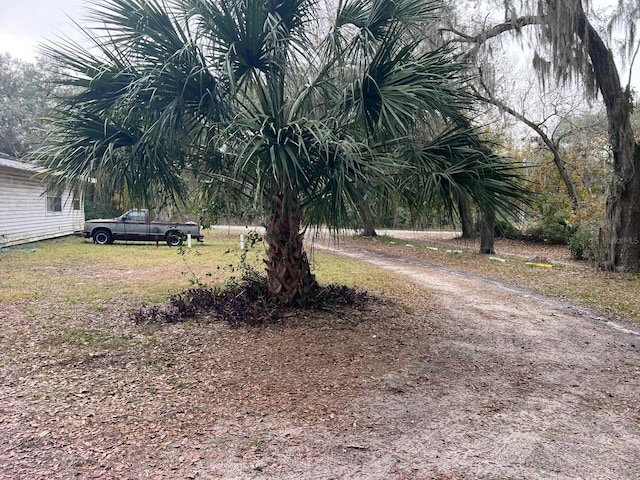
[93,229,113,245]
[166,231,183,247]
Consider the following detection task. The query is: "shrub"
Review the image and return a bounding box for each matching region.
[567,195,607,262]
[524,216,576,244]
[569,221,604,262]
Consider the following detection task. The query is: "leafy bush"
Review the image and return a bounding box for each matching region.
[524,216,576,244]
[569,221,604,262]
[567,196,607,263]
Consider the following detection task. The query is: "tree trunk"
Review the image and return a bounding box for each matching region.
[458,194,475,238]
[605,144,640,271]
[264,191,318,306]
[479,208,495,254]
[357,198,377,237]
[362,222,377,237]
[566,1,640,270]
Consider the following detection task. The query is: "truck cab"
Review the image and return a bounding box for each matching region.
[111,210,156,241]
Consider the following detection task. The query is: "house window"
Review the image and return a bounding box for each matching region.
[47,196,62,213]
[73,198,81,211]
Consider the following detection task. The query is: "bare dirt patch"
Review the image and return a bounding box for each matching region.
[1,238,639,479]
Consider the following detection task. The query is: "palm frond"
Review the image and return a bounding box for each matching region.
[36,0,228,204]
[331,0,442,58]
[400,126,530,217]
[337,40,472,139]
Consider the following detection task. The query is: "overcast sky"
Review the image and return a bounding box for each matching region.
[1,0,638,91]
[0,0,86,61]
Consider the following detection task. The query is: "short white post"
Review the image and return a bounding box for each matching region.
[240,234,245,250]
[187,233,192,248]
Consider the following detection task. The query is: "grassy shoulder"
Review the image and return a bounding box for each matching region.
[348,234,640,324]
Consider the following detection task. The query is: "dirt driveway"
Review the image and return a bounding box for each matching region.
[309,240,640,480]
[1,237,639,479]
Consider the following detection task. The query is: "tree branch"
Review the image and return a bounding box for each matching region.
[444,15,543,61]
[475,81,579,210]
[626,38,640,94]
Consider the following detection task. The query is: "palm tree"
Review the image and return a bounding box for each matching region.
[37,0,526,306]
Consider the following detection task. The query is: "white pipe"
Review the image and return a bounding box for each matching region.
[240,234,245,250]
[187,233,192,248]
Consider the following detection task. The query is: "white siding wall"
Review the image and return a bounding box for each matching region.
[0,166,85,247]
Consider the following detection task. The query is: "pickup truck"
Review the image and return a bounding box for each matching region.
[80,209,204,246]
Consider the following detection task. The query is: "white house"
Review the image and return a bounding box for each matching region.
[0,153,85,247]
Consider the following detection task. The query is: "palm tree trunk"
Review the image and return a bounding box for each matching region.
[357,199,377,237]
[458,194,475,238]
[264,191,318,306]
[479,207,495,254]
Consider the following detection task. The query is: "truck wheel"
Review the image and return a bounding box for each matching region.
[93,230,113,245]
[166,232,183,247]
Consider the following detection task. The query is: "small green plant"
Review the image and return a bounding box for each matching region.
[237,230,263,274]
[222,229,263,287]
[177,246,212,285]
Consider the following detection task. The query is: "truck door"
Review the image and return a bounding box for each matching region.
[116,210,149,240]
